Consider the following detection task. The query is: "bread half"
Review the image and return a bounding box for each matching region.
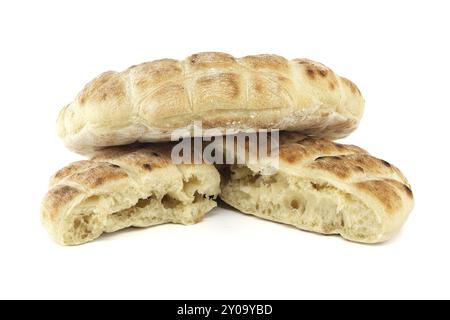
[218,133,413,243]
[57,52,364,154]
[41,144,220,245]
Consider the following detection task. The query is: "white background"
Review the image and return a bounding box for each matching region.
[0,0,449,300]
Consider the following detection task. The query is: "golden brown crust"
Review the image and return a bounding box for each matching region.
[51,160,93,186]
[130,59,182,90]
[91,143,174,171]
[354,180,403,214]
[188,52,237,69]
[193,72,243,111]
[43,185,82,221]
[341,77,362,95]
[68,162,129,189]
[58,52,365,153]
[42,144,176,218]
[307,154,402,180]
[277,135,412,200]
[278,134,367,164]
[79,71,127,105]
[240,54,290,72]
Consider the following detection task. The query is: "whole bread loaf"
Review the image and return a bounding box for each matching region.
[57,52,364,154]
[218,132,413,243]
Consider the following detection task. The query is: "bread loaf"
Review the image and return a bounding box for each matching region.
[41,143,220,245]
[58,52,364,154]
[218,133,413,243]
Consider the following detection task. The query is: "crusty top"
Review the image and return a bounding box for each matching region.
[277,133,413,214]
[44,143,176,221]
[57,52,364,154]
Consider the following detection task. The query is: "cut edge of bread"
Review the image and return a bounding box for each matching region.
[219,164,412,244]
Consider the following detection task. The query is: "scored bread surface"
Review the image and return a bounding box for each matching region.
[218,133,413,243]
[41,143,220,245]
[58,52,364,154]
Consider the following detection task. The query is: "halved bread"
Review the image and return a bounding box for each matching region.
[41,144,220,245]
[218,133,413,243]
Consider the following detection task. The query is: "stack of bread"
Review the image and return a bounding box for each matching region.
[42,52,413,245]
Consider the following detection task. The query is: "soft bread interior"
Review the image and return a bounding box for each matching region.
[58,167,219,245]
[219,165,383,243]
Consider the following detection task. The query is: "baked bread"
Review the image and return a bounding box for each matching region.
[41,143,220,245]
[58,52,364,154]
[218,133,413,243]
